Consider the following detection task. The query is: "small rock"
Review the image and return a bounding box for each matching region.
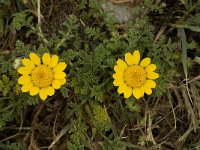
[101,1,137,23]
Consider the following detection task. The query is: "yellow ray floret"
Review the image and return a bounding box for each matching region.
[113,50,159,99]
[18,52,67,100]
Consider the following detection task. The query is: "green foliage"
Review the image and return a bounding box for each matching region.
[60,86,70,98]
[7,142,27,150]
[67,118,88,149]
[0,0,10,5]
[88,0,103,18]
[102,137,126,150]
[92,104,111,132]
[125,98,141,112]
[0,54,18,98]
[64,44,114,101]
[0,74,15,96]
[187,40,197,49]
[78,0,87,9]
[12,11,33,31]
[144,0,164,13]
[0,17,3,33]
[26,96,39,105]
[85,27,101,40]
[0,142,27,150]
[194,56,200,64]
[125,17,155,51]
[0,40,40,128]
[150,36,178,97]
[44,14,80,52]
[138,135,146,146]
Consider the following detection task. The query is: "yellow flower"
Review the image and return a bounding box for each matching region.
[113,50,159,99]
[18,52,67,100]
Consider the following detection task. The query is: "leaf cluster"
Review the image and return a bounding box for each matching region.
[67,118,88,150]
[92,104,111,132]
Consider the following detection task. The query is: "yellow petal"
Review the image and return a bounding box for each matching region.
[114,65,121,72]
[113,78,124,86]
[125,52,134,65]
[144,88,152,95]
[49,55,59,68]
[144,80,156,88]
[54,72,66,79]
[123,85,132,98]
[18,75,31,85]
[133,88,142,99]
[140,57,151,67]
[30,86,40,96]
[42,53,51,65]
[45,86,55,96]
[39,88,47,100]
[140,88,144,97]
[18,67,31,74]
[147,72,159,79]
[117,83,126,94]
[113,72,123,80]
[29,52,41,65]
[21,82,33,92]
[59,78,66,85]
[52,80,61,89]
[145,64,156,72]
[22,58,35,69]
[132,50,140,65]
[117,59,127,70]
[53,62,67,72]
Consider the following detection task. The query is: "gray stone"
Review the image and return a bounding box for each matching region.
[101,1,136,23]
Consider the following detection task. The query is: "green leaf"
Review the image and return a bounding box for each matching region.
[0,17,4,33]
[180,29,188,78]
[0,0,10,5]
[187,40,196,49]
[127,104,141,112]
[125,98,135,106]
[194,56,200,64]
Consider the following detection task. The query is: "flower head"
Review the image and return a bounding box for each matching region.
[13,58,22,69]
[113,50,159,99]
[18,52,67,100]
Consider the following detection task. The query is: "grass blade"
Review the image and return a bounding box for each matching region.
[180,28,188,78]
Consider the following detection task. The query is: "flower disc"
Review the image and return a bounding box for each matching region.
[31,65,54,88]
[124,65,146,88]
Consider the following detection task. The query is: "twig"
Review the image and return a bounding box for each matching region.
[48,124,72,149]
[54,31,70,51]
[110,0,131,3]
[53,105,62,138]
[170,75,200,89]
[37,0,41,25]
[170,23,200,32]
[36,0,49,45]
[167,92,177,130]
[0,133,20,142]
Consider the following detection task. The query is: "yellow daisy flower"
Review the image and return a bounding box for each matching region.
[113,50,159,99]
[18,52,67,100]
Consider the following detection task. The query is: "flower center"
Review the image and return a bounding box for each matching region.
[124,65,146,88]
[31,65,54,88]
